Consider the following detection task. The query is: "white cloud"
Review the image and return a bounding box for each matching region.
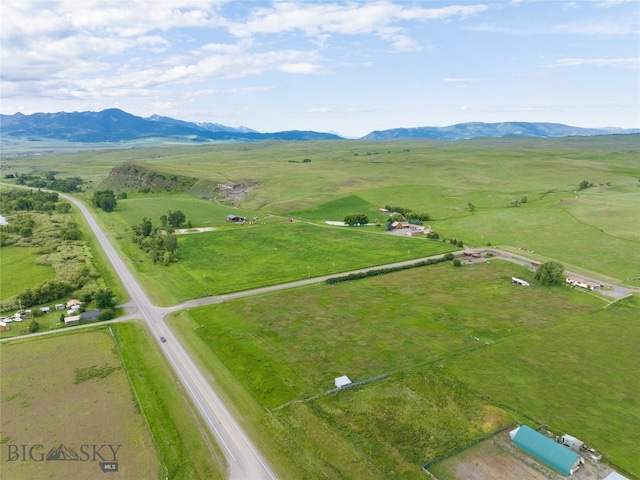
[547,57,640,68]
[227,2,488,49]
[595,0,637,8]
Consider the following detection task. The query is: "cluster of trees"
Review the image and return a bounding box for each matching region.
[384,204,431,222]
[0,189,67,213]
[535,261,565,285]
[9,172,84,193]
[92,190,117,212]
[578,180,594,190]
[1,214,35,239]
[18,279,80,308]
[344,213,369,226]
[131,211,189,264]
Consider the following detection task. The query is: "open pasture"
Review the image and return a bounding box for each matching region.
[94,135,638,284]
[5,135,638,284]
[106,215,454,305]
[0,330,160,480]
[441,295,640,476]
[167,261,623,477]
[172,261,604,409]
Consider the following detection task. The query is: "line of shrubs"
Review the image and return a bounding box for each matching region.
[325,253,455,285]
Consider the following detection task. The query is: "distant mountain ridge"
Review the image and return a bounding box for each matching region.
[1,109,638,144]
[0,109,341,143]
[362,122,639,140]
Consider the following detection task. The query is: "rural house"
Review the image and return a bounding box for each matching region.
[566,275,600,290]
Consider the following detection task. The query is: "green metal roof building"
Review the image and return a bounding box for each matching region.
[510,425,584,475]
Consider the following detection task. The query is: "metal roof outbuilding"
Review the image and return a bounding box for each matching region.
[510,426,584,476]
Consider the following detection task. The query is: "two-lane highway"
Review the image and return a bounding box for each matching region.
[60,193,278,480]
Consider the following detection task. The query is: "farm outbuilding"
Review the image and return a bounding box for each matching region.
[64,315,81,326]
[226,214,245,223]
[561,434,584,452]
[334,376,352,389]
[603,472,631,480]
[510,426,584,476]
[512,277,530,286]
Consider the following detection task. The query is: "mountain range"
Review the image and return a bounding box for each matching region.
[1,108,638,144]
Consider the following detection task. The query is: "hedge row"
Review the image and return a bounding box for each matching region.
[325,254,453,285]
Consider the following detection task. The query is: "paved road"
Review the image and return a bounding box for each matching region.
[56,193,278,480]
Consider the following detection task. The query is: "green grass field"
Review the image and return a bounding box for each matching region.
[84,135,637,285]
[0,246,56,299]
[3,135,638,478]
[101,210,455,305]
[166,260,638,477]
[441,294,640,475]
[5,135,638,284]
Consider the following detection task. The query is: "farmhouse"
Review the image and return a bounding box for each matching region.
[226,214,245,223]
[512,277,530,286]
[566,275,600,290]
[334,375,352,389]
[66,299,82,308]
[510,425,584,475]
[391,221,412,229]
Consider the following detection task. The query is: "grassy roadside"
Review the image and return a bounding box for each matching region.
[110,321,226,480]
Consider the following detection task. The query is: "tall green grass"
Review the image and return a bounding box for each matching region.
[441,295,640,475]
[165,262,635,477]
[0,246,55,299]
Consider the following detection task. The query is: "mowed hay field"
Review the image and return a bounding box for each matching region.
[168,260,638,478]
[0,330,160,480]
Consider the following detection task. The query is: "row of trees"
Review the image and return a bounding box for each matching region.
[0,189,67,213]
[9,172,84,193]
[384,204,431,222]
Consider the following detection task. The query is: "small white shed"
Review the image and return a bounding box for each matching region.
[335,375,352,389]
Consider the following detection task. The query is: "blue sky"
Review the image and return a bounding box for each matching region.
[1,0,638,137]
